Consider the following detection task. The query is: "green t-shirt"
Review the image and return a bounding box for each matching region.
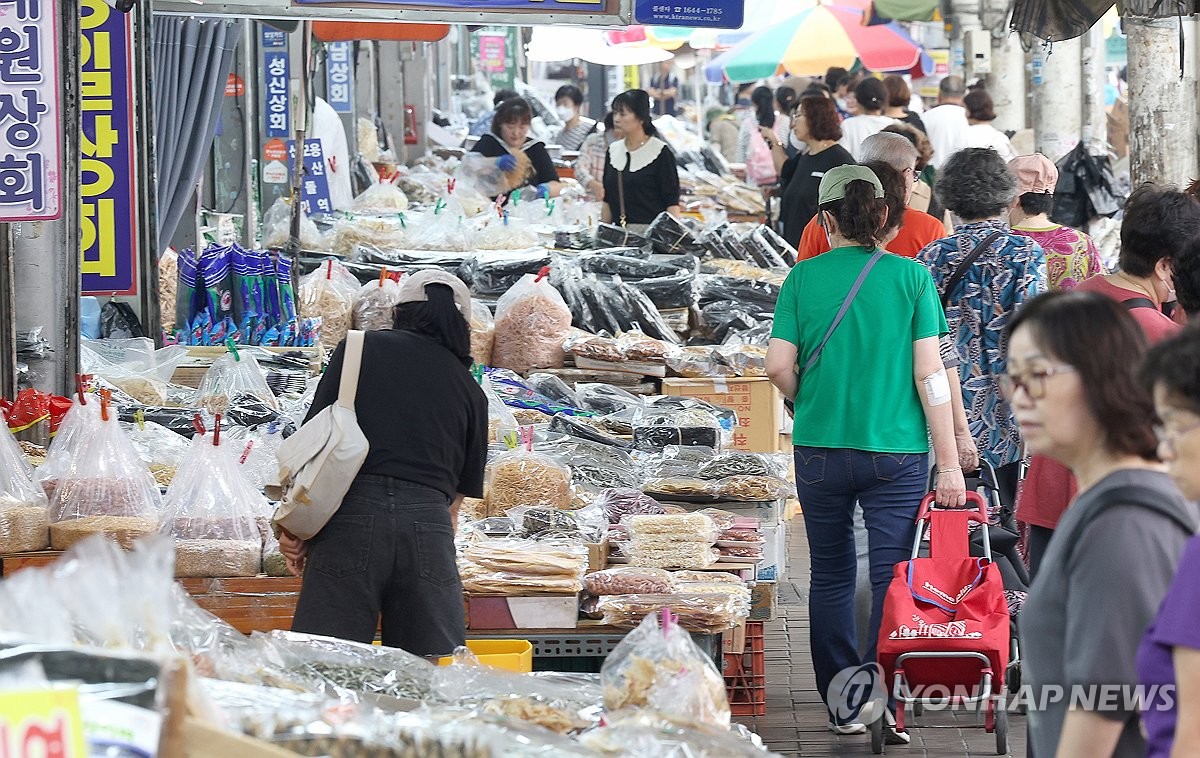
[771,245,948,452]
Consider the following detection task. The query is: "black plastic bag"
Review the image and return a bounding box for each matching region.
[645,212,704,256]
[1050,141,1124,229]
[630,271,696,310]
[101,301,146,339]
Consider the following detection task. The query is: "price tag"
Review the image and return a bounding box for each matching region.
[0,689,88,757]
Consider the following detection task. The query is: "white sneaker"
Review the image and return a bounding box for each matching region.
[884,709,911,745]
[827,720,867,735]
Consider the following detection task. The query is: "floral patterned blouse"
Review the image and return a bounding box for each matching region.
[917,220,1048,468]
[1011,222,1104,291]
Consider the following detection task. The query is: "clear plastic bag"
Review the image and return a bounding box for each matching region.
[598,593,746,633]
[331,215,409,256]
[525,373,580,408]
[600,612,730,728]
[352,275,402,332]
[0,417,49,552]
[458,536,588,594]
[195,350,278,416]
[492,272,573,375]
[576,384,643,416]
[632,409,723,452]
[596,488,665,524]
[486,448,572,511]
[352,181,409,213]
[473,217,541,252]
[470,301,495,368]
[225,422,287,491]
[263,197,325,250]
[457,152,510,198]
[48,407,162,551]
[580,718,775,757]
[584,567,675,596]
[711,475,796,502]
[298,259,360,353]
[160,430,267,577]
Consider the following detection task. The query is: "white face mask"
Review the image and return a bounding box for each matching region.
[789,132,806,151]
[555,105,575,121]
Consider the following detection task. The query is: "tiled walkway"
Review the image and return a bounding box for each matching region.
[737,516,1027,757]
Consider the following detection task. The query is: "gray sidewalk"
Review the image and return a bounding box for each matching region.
[736,516,1028,757]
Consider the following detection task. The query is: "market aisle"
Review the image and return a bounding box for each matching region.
[735,516,1028,757]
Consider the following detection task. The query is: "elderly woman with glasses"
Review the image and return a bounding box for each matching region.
[1005,291,1198,758]
[1136,326,1200,758]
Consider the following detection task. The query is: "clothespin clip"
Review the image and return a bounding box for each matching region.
[535,265,550,283]
[134,408,145,432]
[99,389,111,422]
[192,413,207,437]
[75,374,88,405]
[213,414,222,446]
[226,338,240,361]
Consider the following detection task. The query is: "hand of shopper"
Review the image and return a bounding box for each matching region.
[758,126,779,148]
[535,183,551,199]
[934,468,967,508]
[955,430,980,473]
[497,154,518,172]
[278,528,308,577]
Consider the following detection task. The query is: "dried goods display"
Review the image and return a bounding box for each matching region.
[469,302,494,367]
[298,260,359,353]
[598,593,747,633]
[457,537,587,594]
[194,351,278,416]
[352,275,402,332]
[0,419,49,552]
[486,448,571,511]
[583,567,675,596]
[260,630,436,702]
[632,410,722,452]
[625,514,719,570]
[491,272,572,375]
[37,399,103,501]
[596,488,664,524]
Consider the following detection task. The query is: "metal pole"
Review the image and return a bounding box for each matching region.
[132,4,160,343]
[286,19,313,256]
[59,0,81,392]
[0,224,15,398]
[242,20,260,248]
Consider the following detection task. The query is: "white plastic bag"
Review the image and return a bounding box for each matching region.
[491,272,572,375]
[0,417,49,551]
[352,181,409,213]
[195,350,278,416]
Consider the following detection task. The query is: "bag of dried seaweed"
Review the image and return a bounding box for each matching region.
[298,259,359,354]
[352,270,402,332]
[49,396,161,551]
[161,424,267,578]
[195,348,278,416]
[0,411,49,551]
[491,269,572,375]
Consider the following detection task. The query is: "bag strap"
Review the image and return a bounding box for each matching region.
[940,231,1004,309]
[802,248,886,376]
[907,556,989,615]
[1122,296,1158,311]
[336,330,365,410]
[617,153,629,227]
[1061,485,1197,568]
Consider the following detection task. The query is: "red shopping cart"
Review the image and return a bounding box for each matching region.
[873,491,1012,754]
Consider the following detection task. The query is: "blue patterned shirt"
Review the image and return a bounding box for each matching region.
[917,220,1048,467]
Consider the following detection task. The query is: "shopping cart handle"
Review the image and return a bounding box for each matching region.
[916,491,988,523]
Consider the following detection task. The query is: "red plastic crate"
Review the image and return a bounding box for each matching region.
[725,622,767,716]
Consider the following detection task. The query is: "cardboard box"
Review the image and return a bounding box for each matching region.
[756,524,787,582]
[722,621,747,654]
[585,541,609,574]
[466,594,579,630]
[749,582,778,622]
[662,377,783,453]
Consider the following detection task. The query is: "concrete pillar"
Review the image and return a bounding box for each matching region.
[1031,37,1083,162]
[1126,15,1198,187]
[1080,25,1108,155]
[989,30,1028,134]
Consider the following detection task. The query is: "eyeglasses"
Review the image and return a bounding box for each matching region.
[997,365,1077,400]
[902,165,918,178]
[1154,419,1200,450]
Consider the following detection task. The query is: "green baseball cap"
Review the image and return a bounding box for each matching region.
[818,165,885,205]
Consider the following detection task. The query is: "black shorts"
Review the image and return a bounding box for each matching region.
[291,475,465,657]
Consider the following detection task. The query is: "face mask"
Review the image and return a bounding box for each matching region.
[789,132,806,151]
[555,105,574,120]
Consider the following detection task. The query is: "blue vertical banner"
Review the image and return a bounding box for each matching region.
[80,0,139,295]
[287,139,332,217]
[262,27,290,139]
[325,41,352,114]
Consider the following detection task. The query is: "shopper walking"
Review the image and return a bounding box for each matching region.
[1008,290,1197,758]
[766,164,966,741]
[470,97,563,200]
[737,86,788,186]
[600,89,681,227]
[282,270,488,656]
[647,60,679,117]
[963,89,1016,161]
[551,84,598,152]
[881,122,948,225]
[920,75,970,169]
[837,78,895,161]
[706,107,741,163]
[774,96,853,246]
[917,148,1047,506]
[1138,327,1200,758]
[882,75,926,134]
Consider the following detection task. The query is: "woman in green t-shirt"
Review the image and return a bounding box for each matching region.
[765,165,966,740]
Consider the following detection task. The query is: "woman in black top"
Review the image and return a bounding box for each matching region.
[774,96,855,247]
[883,75,926,134]
[601,89,681,228]
[281,270,488,657]
[470,97,563,201]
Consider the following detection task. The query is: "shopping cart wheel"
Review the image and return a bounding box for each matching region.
[913,701,924,717]
[995,704,1009,754]
[870,714,884,754]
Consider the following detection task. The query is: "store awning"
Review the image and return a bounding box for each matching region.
[312,21,449,42]
[526,26,674,65]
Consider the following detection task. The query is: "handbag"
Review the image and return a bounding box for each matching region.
[940,231,1004,309]
[268,330,370,540]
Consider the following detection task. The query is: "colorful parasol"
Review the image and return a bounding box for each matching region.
[704,4,927,82]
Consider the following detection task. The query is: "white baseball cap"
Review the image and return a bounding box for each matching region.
[394,269,472,315]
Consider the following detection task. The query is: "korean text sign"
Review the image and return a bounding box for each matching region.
[263,28,290,138]
[0,688,88,757]
[80,0,139,295]
[288,139,332,217]
[326,41,351,113]
[0,0,62,221]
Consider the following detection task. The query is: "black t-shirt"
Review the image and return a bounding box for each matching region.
[471,133,559,196]
[306,330,488,499]
[901,110,927,135]
[778,144,855,247]
[602,138,681,225]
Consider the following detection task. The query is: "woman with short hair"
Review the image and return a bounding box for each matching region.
[882,75,925,134]
[1008,291,1197,757]
[963,89,1016,161]
[774,96,854,247]
[600,89,681,227]
[470,96,563,200]
[552,84,597,152]
[837,77,896,161]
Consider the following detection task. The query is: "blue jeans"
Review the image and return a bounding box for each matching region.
[794,446,928,720]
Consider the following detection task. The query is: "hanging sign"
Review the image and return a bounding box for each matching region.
[325,41,352,113]
[633,0,743,28]
[0,689,88,757]
[0,0,62,222]
[263,28,290,138]
[287,139,332,217]
[80,0,140,296]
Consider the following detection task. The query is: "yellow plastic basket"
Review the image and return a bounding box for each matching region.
[438,639,533,673]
